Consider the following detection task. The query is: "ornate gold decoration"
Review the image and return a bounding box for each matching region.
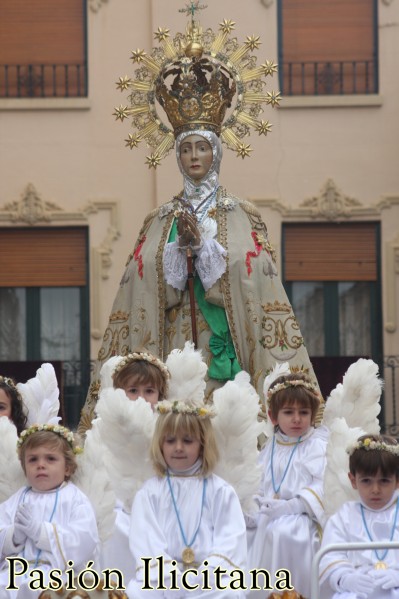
[252,180,399,222]
[109,311,130,323]
[115,5,280,166]
[98,322,130,362]
[1,183,62,225]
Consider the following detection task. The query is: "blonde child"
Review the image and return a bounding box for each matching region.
[126,403,247,598]
[0,376,27,435]
[320,434,399,599]
[0,425,99,599]
[248,372,328,598]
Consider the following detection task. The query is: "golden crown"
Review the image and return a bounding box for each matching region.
[114,2,281,167]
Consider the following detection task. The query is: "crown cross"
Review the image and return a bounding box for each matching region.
[179,1,207,21]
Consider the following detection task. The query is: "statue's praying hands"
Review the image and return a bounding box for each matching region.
[177,209,201,248]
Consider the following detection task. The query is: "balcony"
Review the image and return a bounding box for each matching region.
[280,59,378,96]
[0,63,87,98]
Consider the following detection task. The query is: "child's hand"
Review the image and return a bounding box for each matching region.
[260,497,306,519]
[15,504,42,544]
[12,523,27,547]
[375,568,399,590]
[338,570,374,597]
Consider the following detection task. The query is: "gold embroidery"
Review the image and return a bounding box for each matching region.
[98,323,130,361]
[109,311,130,323]
[52,523,68,569]
[218,189,242,366]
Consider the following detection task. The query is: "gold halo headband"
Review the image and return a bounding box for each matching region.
[347,437,399,457]
[267,379,319,407]
[0,375,19,392]
[156,399,216,419]
[112,352,170,381]
[17,424,83,455]
[114,5,281,167]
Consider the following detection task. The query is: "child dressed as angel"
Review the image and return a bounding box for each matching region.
[0,425,99,599]
[247,371,328,598]
[126,402,247,599]
[95,350,171,582]
[320,434,399,599]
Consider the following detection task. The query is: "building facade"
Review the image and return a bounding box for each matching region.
[0,0,398,428]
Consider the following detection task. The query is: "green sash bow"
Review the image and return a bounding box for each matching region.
[168,220,241,381]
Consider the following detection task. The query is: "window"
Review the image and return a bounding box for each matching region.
[278,0,378,95]
[0,0,87,98]
[283,222,382,397]
[0,227,90,426]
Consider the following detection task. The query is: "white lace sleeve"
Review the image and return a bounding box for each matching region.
[195,238,226,291]
[163,241,188,291]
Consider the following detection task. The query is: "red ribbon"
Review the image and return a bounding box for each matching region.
[133,235,146,279]
[245,231,263,276]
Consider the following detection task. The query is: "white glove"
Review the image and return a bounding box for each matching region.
[260,497,306,519]
[12,523,27,547]
[14,504,42,544]
[338,571,375,598]
[375,568,399,590]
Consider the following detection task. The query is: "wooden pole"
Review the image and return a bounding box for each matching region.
[186,246,198,349]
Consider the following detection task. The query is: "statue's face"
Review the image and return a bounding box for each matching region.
[179,134,213,182]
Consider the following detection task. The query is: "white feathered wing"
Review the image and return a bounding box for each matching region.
[0,418,25,503]
[166,341,207,404]
[323,358,383,516]
[89,388,156,512]
[213,371,265,513]
[322,358,382,432]
[17,362,61,426]
[73,426,116,542]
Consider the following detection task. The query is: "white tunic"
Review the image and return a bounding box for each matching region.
[320,495,399,599]
[0,482,99,599]
[247,426,328,598]
[127,473,247,598]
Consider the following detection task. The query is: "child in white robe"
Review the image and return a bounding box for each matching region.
[248,372,328,598]
[0,376,27,435]
[98,351,170,582]
[127,402,248,599]
[320,434,399,599]
[0,424,99,599]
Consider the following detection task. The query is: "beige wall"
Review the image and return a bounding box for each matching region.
[0,0,398,379]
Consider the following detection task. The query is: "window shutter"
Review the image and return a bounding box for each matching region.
[284,223,377,281]
[280,0,376,94]
[0,228,87,287]
[0,0,86,97]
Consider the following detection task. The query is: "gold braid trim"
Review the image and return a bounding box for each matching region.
[207,553,241,570]
[156,210,175,359]
[218,189,242,367]
[302,486,324,511]
[52,523,68,569]
[319,559,351,581]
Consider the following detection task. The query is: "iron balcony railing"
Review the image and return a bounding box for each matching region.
[0,63,88,98]
[280,59,378,96]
